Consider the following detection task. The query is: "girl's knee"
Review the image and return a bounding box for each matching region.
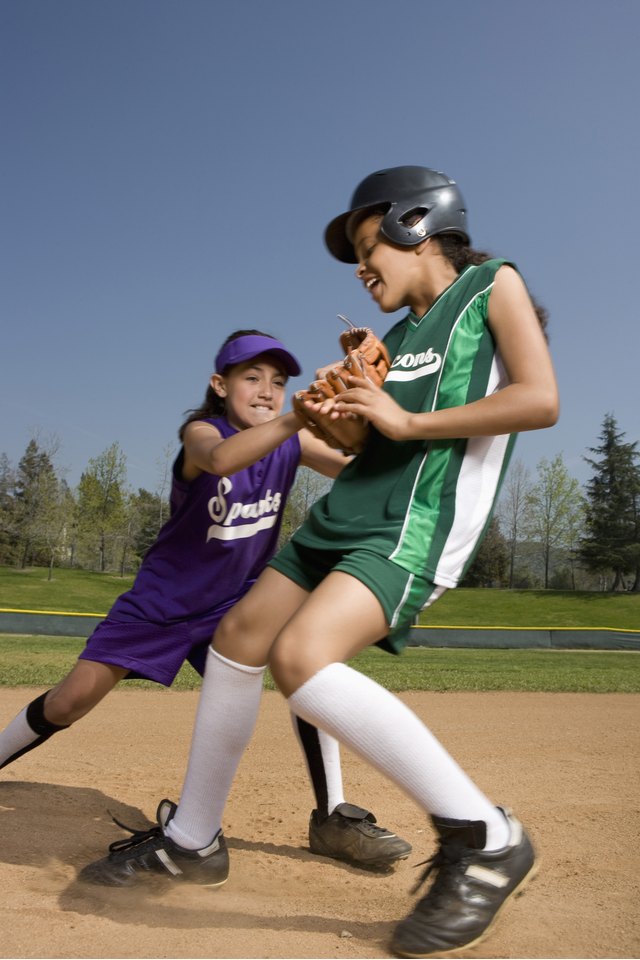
[269,633,326,697]
[213,607,275,667]
[43,688,83,725]
[269,647,301,695]
[213,609,241,649]
[44,661,123,725]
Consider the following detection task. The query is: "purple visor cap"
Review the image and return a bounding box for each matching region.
[214,335,301,377]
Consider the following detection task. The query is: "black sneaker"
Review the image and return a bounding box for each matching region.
[391,808,536,958]
[309,801,412,869]
[78,799,229,888]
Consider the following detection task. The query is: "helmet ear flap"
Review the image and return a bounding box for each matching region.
[380,204,434,247]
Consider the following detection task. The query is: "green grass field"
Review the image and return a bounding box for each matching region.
[2,565,639,628]
[0,567,638,693]
[0,634,637,693]
[419,586,640,630]
[0,566,135,614]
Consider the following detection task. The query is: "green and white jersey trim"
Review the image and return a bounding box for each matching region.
[292,258,518,590]
[389,571,416,628]
[388,273,515,587]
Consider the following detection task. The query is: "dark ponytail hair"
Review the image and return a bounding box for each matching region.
[361,207,549,336]
[436,234,549,337]
[178,328,280,440]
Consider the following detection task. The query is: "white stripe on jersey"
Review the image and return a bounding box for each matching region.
[433,354,510,587]
[389,280,498,569]
[390,572,416,627]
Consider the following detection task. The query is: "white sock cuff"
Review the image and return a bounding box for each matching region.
[290,662,346,700]
[288,664,362,727]
[208,645,266,676]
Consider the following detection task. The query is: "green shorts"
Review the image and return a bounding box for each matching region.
[269,540,445,654]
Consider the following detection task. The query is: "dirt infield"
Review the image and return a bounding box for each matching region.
[0,687,638,959]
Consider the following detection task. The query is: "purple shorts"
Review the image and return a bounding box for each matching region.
[79,593,246,686]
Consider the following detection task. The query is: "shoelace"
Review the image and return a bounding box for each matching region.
[410,842,472,895]
[357,819,391,837]
[107,813,163,854]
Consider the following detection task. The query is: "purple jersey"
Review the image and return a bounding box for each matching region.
[108,417,301,624]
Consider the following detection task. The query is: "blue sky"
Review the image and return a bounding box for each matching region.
[2,0,638,494]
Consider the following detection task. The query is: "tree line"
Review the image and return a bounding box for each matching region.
[0,414,638,591]
[466,414,639,591]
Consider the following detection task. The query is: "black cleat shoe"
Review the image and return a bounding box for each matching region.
[78,799,229,888]
[309,801,412,869]
[391,808,536,958]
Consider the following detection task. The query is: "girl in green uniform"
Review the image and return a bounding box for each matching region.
[84,166,559,960]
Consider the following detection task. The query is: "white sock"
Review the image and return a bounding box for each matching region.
[0,692,67,770]
[166,647,266,850]
[0,708,38,766]
[290,713,345,814]
[288,663,509,850]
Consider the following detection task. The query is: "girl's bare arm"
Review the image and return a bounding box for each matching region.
[330,266,559,441]
[181,412,303,480]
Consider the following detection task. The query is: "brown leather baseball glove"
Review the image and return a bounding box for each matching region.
[293,326,390,453]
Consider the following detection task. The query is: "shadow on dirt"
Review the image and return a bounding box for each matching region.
[0,780,397,943]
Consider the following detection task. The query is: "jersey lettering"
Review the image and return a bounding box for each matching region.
[387,347,442,381]
[207,477,282,542]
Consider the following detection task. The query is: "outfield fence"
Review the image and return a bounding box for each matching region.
[0,609,103,636]
[0,608,638,650]
[408,624,640,650]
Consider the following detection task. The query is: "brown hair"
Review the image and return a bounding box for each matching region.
[435,234,549,336]
[359,207,549,335]
[178,329,280,440]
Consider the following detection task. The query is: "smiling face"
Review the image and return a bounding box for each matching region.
[351,213,438,317]
[210,354,288,430]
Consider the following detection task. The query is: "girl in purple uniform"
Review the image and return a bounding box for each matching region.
[0,330,410,869]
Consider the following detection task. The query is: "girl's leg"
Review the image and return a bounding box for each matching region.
[0,660,127,770]
[290,713,345,816]
[164,568,308,850]
[163,567,410,865]
[271,572,509,845]
[163,645,267,849]
[272,573,536,957]
[292,712,412,867]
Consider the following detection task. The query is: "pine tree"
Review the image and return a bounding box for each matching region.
[0,452,17,563]
[13,439,59,567]
[579,414,640,591]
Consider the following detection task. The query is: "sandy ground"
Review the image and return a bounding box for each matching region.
[0,686,638,960]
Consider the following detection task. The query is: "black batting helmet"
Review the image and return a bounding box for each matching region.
[324,165,469,263]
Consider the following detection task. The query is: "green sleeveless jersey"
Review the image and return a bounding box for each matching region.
[294,258,517,587]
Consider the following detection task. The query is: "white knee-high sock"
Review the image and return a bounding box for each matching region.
[290,713,345,816]
[0,692,68,770]
[0,708,39,767]
[288,663,509,850]
[166,647,265,850]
